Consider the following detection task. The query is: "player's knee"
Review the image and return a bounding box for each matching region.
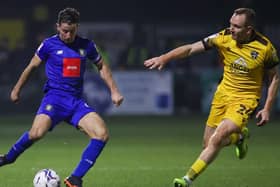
[95,129,109,142]
[87,127,109,142]
[28,129,45,141]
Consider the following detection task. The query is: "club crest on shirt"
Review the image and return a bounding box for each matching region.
[251,50,259,59]
[45,104,53,111]
[79,49,86,57]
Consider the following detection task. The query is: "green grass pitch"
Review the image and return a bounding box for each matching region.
[0,115,279,187]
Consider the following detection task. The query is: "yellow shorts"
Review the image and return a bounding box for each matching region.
[206,92,259,129]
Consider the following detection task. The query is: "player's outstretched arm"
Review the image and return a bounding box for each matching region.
[144,41,205,70]
[10,54,42,103]
[256,66,279,126]
[96,59,124,107]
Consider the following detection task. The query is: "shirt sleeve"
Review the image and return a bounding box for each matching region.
[264,43,279,69]
[87,41,102,64]
[203,29,229,50]
[36,40,49,61]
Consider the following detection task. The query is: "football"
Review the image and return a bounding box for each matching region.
[33,168,61,187]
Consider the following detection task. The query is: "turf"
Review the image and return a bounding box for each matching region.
[0,115,279,187]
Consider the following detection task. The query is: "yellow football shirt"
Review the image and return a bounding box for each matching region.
[204,28,279,98]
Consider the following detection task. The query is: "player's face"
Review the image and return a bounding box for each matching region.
[229,14,252,44]
[57,22,78,43]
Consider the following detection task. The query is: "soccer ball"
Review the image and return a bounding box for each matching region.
[33,168,61,187]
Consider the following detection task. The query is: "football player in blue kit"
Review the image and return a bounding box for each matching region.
[0,7,123,187]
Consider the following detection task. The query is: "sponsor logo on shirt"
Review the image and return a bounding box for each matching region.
[230,57,249,74]
[63,58,81,77]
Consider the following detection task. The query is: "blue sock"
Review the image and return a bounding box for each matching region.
[72,139,106,178]
[6,131,34,163]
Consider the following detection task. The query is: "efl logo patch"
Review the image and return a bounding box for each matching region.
[63,58,81,77]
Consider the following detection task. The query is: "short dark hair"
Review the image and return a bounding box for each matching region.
[234,8,256,27]
[57,7,80,24]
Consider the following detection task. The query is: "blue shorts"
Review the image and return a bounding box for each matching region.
[37,91,96,130]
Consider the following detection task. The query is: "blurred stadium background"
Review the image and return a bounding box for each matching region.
[0,1,280,186]
[0,0,279,116]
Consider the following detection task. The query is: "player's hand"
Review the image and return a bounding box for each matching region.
[10,88,20,104]
[255,109,270,126]
[144,56,166,70]
[111,92,124,107]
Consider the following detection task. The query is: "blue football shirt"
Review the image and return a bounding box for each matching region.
[36,35,101,96]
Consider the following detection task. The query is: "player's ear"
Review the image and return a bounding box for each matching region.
[56,23,60,32]
[246,25,253,35]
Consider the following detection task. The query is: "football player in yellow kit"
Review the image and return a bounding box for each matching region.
[144,8,279,187]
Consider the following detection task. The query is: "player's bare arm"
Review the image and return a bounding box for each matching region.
[256,66,279,126]
[96,59,124,107]
[144,41,206,70]
[10,54,42,103]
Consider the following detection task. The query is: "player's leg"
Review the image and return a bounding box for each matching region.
[202,126,216,149]
[29,114,53,140]
[176,126,216,186]
[199,119,240,162]
[174,119,240,187]
[65,112,108,187]
[75,112,108,174]
[174,126,216,187]
[0,114,52,167]
[226,99,258,159]
[174,94,224,187]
